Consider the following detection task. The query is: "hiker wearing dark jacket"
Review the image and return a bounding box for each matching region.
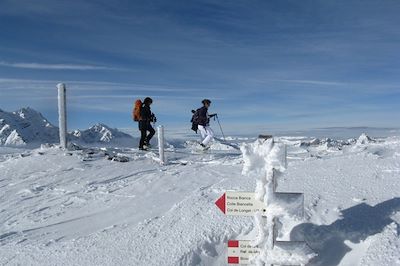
[139,97,156,150]
[197,106,209,126]
[197,99,216,148]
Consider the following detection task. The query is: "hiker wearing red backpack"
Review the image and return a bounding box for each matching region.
[132,97,156,150]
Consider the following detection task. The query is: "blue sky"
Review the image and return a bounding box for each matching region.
[0,0,399,134]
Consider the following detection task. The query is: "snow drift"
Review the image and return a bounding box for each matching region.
[1,134,400,265]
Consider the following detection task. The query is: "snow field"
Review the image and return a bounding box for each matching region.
[0,134,399,265]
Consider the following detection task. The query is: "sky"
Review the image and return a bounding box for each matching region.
[0,0,399,135]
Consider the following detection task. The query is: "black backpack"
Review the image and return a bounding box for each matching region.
[190,109,200,133]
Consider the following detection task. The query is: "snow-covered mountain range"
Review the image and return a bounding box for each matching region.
[70,123,133,144]
[0,108,133,146]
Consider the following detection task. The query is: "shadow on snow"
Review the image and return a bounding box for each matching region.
[291,198,400,266]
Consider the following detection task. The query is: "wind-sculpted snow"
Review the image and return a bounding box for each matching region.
[299,137,356,150]
[0,134,400,265]
[356,133,375,145]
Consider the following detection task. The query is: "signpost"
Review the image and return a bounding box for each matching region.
[215,137,315,265]
[227,240,260,265]
[215,191,304,218]
[215,191,265,216]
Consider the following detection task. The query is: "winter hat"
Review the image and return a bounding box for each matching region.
[144,97,153,105]
[202,99,211,105]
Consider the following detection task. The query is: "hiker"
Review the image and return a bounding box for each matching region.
[134,97,156,150]
[194,99,217,149]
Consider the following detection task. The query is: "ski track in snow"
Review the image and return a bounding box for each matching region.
[0,135,400,265]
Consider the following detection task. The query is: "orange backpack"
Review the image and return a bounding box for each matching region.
[132,99,142,121]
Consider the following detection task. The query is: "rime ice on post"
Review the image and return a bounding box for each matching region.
[57,83,67,149]
[157,125,166,165]
[240,137,315,265]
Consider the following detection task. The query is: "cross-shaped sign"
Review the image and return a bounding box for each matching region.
[215,137,315,265]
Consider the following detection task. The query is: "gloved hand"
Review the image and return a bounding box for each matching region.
[151,114,157,123]
[209,113,217,118]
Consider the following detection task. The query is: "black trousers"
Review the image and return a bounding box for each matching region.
[139,122,155,148]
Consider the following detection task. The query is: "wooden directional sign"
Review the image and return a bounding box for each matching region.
[215,191,303,218]
[215,191,266,216]
[227,240,260,265]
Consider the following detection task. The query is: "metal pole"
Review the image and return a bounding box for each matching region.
[216,115,226,141]
[158,125,165,165]
[57,83,67,149]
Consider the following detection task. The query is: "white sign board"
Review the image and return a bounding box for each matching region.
[227,240,260,264]
[215,191,265,216]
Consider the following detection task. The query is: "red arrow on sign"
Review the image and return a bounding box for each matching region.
[215,193,226,214]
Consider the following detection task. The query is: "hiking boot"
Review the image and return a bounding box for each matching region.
[144,140,152,148]
[145,143,152,148]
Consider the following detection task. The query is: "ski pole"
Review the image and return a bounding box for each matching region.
[215,114,226,141]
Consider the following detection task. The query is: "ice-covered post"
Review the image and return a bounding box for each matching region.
[57,83,67,149]
[158,125,166,165]
[239,136,314,265]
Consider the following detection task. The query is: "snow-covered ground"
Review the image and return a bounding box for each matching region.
[1,133,400,265]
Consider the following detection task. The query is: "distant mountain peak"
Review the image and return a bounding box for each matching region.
[0,108,58,146]
[89,123,111,130]
[357,133,374,145]
[14,107,46,120]
[0,107,133,146]
[74,123,132,143]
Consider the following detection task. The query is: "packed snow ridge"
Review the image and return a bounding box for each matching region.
[0,108,133,146]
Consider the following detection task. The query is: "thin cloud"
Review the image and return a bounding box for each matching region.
[273,79,347,86]
[0,78,210,92]
[0,61,122,71]
[69,103,131,113]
